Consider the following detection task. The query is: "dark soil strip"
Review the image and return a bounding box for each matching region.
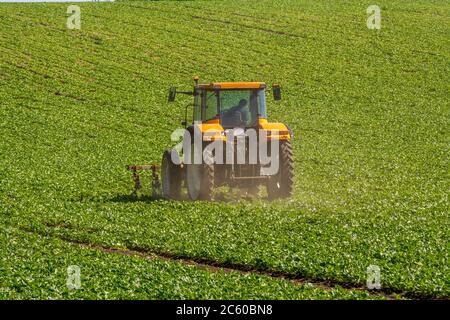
[21,226,445,300]
[191,15,304,39]
[21,223,448,300]
[99,244,397,298]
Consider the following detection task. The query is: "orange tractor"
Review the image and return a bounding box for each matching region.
[128,77,293,200]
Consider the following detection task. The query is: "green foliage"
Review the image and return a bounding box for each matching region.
[0,0,448,299]
[2,225,379,299]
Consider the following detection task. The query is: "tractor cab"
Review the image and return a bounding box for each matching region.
[168,77,281,129]
[193,82,267,128]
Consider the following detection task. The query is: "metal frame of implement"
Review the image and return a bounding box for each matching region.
[126,164,161,197]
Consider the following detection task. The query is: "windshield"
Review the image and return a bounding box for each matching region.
[219,89,265,127]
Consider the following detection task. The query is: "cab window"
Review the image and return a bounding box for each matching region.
[203,91,218,121]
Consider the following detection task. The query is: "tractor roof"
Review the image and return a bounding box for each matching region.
[198,82,266,90]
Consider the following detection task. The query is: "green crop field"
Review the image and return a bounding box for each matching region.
[0,0,448,300]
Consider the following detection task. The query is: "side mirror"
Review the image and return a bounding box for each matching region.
[272,84,281,101]
[168,86,177,102]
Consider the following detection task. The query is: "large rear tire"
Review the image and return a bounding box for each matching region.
[161,150,182,200]
[267,140,293,200]
[186,143,214,201]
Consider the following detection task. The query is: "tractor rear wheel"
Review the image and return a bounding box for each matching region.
[186,144,214,201]
[267,140,293,200]
[161,149,182,200]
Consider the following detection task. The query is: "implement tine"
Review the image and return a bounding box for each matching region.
[127,164,160,197]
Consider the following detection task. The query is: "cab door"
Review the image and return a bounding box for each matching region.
[203,90,219,122]
[193,88,202,122]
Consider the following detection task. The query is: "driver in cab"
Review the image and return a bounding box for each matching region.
[221,99,249,127]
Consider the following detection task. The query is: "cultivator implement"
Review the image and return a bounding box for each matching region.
[126,164,161,197]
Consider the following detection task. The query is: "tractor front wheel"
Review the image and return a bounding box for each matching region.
[186,144,214,201]
[267,140,293,200]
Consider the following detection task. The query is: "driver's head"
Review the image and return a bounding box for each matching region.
[238,99,248,108]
